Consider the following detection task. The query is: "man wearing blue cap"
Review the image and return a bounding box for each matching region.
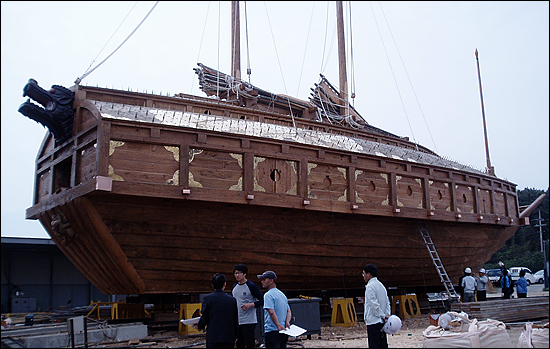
[257,271,291,348]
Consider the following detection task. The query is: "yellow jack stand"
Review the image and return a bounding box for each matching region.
[331,298,357,327]
[391,294,421,320]
[178,303,202,335]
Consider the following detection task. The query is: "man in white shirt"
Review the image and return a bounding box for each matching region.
[363,264,391,348]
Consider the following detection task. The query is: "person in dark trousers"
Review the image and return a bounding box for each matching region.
[362,264,390,348]
[515,269,528,298]
[258,270,291,348]
[476,268,489,301]
[461,267,477,302]
[232,264,264,348]
[197,273,239,348]
[501,269,513,299]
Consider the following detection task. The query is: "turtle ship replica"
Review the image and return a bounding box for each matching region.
[18,2,521,298]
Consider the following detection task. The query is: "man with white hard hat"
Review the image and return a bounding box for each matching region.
[461,267,477,302]
[476,268,489,301]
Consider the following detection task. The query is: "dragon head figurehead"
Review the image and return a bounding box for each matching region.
[18,79,75,144]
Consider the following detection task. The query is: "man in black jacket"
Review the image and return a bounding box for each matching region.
[197,273,239,348]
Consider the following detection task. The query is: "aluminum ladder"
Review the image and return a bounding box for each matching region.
[418,222,460,301]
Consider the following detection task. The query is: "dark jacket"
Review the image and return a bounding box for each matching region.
[197,289,239,346]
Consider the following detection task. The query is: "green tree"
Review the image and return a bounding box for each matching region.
[485,188,549,272]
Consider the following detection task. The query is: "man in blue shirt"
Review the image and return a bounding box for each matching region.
[515,269,528,298]
[257,271,291,348]
[501,269,513,299]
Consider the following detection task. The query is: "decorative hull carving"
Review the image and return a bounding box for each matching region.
[18,79,75,144]
[24,83,520,295]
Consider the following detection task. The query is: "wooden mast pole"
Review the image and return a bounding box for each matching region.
[475,49,495,176]
[231,1,241,81]
[336,1,349,116]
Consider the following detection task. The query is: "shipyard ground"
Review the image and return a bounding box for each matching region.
[2,286,547,348]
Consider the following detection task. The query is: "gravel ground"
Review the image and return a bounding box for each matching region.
[90,287,549,348]
[113,315,546,348]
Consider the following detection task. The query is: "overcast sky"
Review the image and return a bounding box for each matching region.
[2,1,548,238]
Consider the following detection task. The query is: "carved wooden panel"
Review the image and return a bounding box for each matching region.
[429,180,452,211]
[77,143,97,185]
[494,191,506,217]
[108,141,180,185]
[396,176,424,209]
[254,157,298,195]
[455,184,475,213]
[308,163,348,201]
[37,169,51,202]
[189,149,243,190]
[355,170,391,205]
[477,188,493,214]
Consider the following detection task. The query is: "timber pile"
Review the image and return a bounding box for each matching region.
[451,296,549,323]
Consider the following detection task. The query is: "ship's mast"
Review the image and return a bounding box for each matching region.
[231,1,241,81]
[475,49,495,176]
[336,1,349,116]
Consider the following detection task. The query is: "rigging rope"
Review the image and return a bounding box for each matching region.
[244,1,252,83]
[217,1,221,99]
[296,2,316,97]
[368,2,418,150]
[378,2,438,153]
[347,1,356,107]
[75,1,159,85]
[190,2,212,94]
[262,1,296,129]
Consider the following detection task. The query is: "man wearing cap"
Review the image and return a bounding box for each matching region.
[362,264,390,348]
[461,267,477,302]
[476,268,489,301]
[257,271,291,348]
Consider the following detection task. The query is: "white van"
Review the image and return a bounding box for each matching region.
[509,267,536,285]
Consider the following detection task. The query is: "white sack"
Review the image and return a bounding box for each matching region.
[517,323,550,348]
[423,318,513,348]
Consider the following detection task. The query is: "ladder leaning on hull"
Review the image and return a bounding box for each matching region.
[418,222,461,302]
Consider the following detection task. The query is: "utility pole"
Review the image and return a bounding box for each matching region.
[532,210,547,253]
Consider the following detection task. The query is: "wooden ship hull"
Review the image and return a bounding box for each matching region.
[21,79,520,295]
[19,1,521,296]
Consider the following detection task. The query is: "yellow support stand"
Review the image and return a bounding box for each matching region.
[391,294,421,320]
[111,303,147,319]
[331,298,357,327]
[178,303,202,335]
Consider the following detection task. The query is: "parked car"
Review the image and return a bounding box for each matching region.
[534,269,545,284]
[486,268,503,287]
[509,267,536,285]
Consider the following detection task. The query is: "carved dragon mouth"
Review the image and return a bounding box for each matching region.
[18,78,75,144]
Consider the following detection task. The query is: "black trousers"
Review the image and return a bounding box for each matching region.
[477,290,487,301]
[236,323,256,348]
[366,322,388,348]
[518,293,527,298]
[264,331,289,348]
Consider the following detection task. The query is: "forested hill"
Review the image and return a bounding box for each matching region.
[485,187,549,272]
